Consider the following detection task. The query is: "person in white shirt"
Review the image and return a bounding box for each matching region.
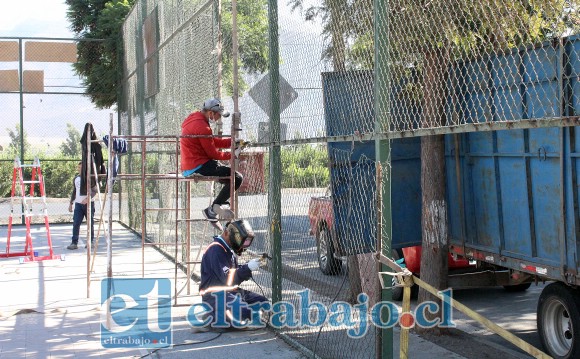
[67,162,97,250]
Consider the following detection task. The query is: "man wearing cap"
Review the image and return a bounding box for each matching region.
[180,98,243,222]
[198,220,268,329]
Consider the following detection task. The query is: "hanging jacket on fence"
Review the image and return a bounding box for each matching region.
[102,135,128,154]
[102,135,128,178]
[80,123,105,195]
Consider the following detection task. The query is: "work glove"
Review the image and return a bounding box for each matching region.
[247,258,261,271]
[235,139,250,148]
[234,146,243,158]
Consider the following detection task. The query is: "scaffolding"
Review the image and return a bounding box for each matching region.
[92,115,240,306]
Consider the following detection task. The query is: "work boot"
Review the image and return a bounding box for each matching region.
[213,204,235,220]
[84,241,95,249]
[67,242,78,250]
[202,206,218,222]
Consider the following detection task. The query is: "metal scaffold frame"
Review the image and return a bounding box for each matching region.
[93,116,240,306]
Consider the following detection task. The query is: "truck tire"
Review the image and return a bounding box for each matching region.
[316,227,341,275]
[392,276,403,301]
[537,282,580,359]
[503,283,531,292]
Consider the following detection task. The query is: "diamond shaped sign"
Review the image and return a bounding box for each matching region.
[249,73,298,117]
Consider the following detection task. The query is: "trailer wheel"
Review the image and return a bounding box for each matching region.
[316,226,341,275]
[537,282,580,359]
[503,283,531,292]
[392,276,403,301]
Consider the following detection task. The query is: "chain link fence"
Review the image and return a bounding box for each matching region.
[119,0,580,358]
[0,37,115,225]
[382,0,580,134]
[118,0,221,266]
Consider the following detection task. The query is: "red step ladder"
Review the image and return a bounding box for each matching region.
[1,158,62,262]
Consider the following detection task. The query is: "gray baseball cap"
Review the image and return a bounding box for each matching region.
[202,98,230,117]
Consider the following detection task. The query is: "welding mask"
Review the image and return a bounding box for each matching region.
[226,220,255,255]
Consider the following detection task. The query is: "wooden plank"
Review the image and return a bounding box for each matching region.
[25,41,77,63]
[23,70,44,92]
[0,41,19,61]
[0,70,19,91]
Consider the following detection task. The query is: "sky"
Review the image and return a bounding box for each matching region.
[0,0,115,154]
[0,0,73,38]
[0,0,327,152]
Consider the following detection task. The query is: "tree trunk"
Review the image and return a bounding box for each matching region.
[328,0,346,72]
[416,48,449,335]
[347,255,363,302]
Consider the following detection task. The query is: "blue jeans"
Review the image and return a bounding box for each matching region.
[72,202,95,243]
[195,160,243,206]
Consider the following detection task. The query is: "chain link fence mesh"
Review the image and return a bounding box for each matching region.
[389,0,580,133]
[119,0,219,250]
[0,37,115,225]
[118,0,580,358]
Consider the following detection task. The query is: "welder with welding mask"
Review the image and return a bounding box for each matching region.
[199,219,268,329]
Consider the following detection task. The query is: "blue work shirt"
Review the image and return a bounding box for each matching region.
[199,236,252,295]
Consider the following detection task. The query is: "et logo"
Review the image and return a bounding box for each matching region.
[100,278,172,348]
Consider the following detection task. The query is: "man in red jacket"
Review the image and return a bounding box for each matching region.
[181,98,243,222]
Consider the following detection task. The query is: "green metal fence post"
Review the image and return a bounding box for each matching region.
[268,0,282,305]
[374,0,393,358]
[116,34,123,224]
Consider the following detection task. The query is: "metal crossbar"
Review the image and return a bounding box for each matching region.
[101,127,240,306]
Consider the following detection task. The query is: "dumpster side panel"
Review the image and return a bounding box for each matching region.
[390,138,422,249]
[529,129,561,264]
[496,130,532,257]
[463,131,502,248]
[448,39,570,279]
[323,71,377,255]
[567,128,580,275]
[522,42,561,264]
[322,71,423,254]
[566,35,580,277]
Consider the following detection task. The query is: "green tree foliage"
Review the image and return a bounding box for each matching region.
[280,144,329,188]
[60,123,82,157]
[5,124,30,158]
[222,0,269,95]
[0,158,78,198]
[66,0,135,109]
[288,0,372,70]
[41,160,79,198]
[387,1,580,61]
[67,0,268,105]
[288,0,580,70]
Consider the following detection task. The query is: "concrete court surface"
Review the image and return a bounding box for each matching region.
[0,222,467,359]
[0,223,304,358]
